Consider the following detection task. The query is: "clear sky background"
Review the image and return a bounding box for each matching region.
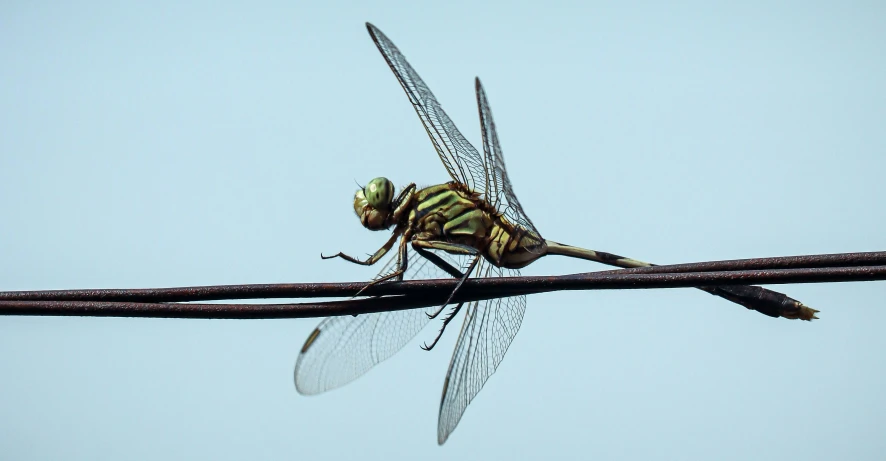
[1,1,884,460]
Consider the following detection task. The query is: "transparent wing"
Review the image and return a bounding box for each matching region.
[366,23,491,199]
[475,78,543,248]
[437,262,528,444]
[294,246,470,395]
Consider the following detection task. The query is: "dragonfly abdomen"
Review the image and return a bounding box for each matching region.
[487,223,547,269]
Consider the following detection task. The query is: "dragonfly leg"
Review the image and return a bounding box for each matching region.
[354,234,411,297]
[413,247,466,279]
[421,302,465,351]
[432,254,480,318]
[321,229,402,266]
[390,183,417,218]
[413,240,481,320]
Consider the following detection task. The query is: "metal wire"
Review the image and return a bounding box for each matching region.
[2,251,884,303]
[1,262,884,319]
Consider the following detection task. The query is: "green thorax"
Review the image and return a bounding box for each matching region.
[406,183,546,268]
[408,183,494,240]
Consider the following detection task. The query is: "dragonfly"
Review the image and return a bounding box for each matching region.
[294,22,818,445]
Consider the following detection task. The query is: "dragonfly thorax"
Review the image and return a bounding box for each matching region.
[353,177,399,230]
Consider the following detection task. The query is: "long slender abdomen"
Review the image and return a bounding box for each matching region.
[542,240,818,320]
[545,241,649,268]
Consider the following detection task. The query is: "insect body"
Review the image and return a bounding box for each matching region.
[360,179,546,270]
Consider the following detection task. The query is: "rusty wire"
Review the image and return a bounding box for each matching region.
[2,250,884,303]
[0,251,884,319]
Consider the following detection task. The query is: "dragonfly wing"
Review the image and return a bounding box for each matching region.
[294,302,433,395]
[366,23,492,199]
[294,246,469,395]
[475,78,544,246]
[437,263,528,444]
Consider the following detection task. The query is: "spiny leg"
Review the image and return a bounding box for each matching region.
[421,302,465,351]
[354,234,411,297]
[411,246,470,346]
[434,254,480,317]
[321,229,402,266]
[414,247,466,279]
[389,183,417,217]
[412,240,481,320]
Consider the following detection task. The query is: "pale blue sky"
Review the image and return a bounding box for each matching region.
[1,1,885,459]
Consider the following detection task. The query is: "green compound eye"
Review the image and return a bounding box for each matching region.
[364,177,395,210]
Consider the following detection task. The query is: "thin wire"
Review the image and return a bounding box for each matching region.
[2,251,884,303]
[1,264,884,319]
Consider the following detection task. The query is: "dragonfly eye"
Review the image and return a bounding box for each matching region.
[364,177,395,210]
[353,185,389,230]
[353,189,369,217]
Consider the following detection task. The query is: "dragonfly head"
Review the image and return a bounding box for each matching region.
[353,177,396,230]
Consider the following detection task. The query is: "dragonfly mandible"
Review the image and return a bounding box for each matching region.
[294,22,819,445]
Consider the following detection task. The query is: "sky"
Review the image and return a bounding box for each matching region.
[1,1,884,459]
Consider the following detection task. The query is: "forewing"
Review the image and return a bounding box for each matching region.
[437,263,528,444]
[475,78,543,246]
[366,23,491,198]
[294,246,467,395]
